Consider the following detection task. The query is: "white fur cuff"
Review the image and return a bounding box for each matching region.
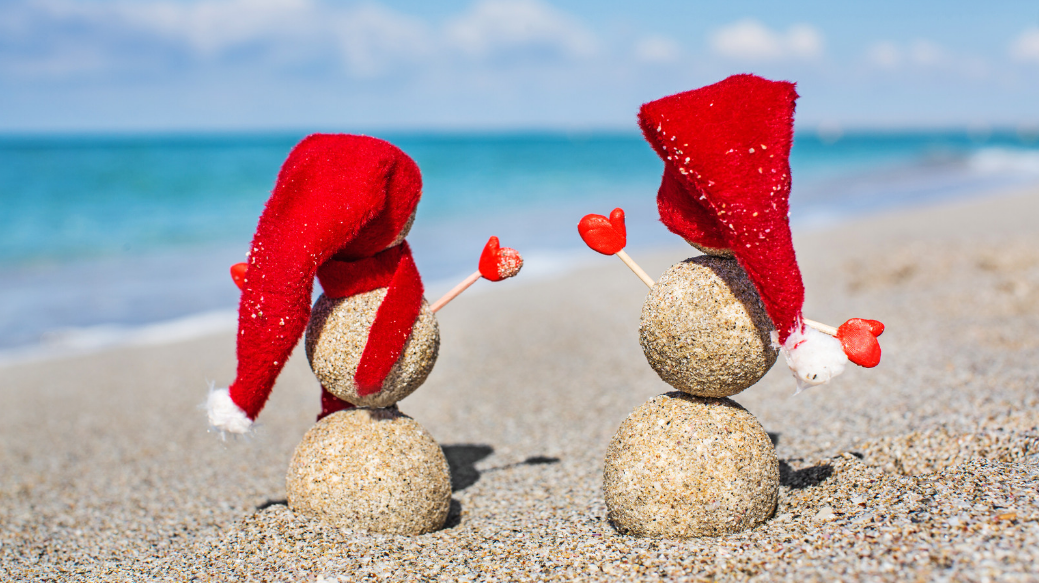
[777,325,848,393]
[207,386,253,434]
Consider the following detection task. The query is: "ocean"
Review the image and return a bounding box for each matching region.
[2,130,1038,361]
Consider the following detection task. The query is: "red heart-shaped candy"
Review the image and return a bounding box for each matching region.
[479,236,523,282]
[836,318,885,368]
[862,319,885,336]
[578,208,627,255]
[230,262,248,291]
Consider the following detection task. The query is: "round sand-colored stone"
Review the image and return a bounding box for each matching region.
[306,289,439,408]
[686,240,735,258]
[640,256,778,397]
[286,407,451,535]
[603,393,779,538]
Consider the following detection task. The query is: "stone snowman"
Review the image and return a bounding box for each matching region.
[208,134,521,535]
[582,75,884,538]
[603,245,784,538]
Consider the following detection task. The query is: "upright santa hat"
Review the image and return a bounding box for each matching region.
[638,74,847,390]
[208,134,425,433]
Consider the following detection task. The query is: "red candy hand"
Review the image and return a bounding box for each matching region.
[478,236,523,282]
[230,262,248,291]
[578,208,627,255]
[836,318,885,368]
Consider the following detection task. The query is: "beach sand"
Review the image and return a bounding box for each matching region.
[2,188,1039,581]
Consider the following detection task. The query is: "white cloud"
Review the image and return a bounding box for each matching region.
[3,0,341,76]
[709,19,823,61]
[445,0,597,61]
[117,0,433,75]
[3,0,600,78]
[1010,27,1039,62]
[710,21,779,60]
[28,0,319,55]
[4,1,412,79]
[125,0,317,56]
[909,39,945,66]
[785,24,823,58]
[634,35,681,63]
[863,38,987,77]
[335,5,432,76]
[866,41,900,69]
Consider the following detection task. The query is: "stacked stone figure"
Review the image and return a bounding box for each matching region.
[598,74,881,538]
[603,247,781,538]
[209,134,519,536]
[286,290,451,536]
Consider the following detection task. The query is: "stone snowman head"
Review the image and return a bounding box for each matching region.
[637,74,849,393]
[207,134,436,433]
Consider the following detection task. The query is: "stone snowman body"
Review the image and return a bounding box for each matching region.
[602,246,781,538]
[598,75,860,538]
[288,286,451,536]
[289,233,522,534]
[208,134,487,536]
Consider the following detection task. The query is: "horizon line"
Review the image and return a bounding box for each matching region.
[2,124,1038,141]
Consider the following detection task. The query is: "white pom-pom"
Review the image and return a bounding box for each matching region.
[774,324,848,393]
[207,385,253,434]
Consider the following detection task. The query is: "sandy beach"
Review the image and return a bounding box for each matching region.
[2,187,1039,581]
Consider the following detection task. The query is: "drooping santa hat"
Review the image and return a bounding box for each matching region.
[208,134,424,433]
[638,74,847,388]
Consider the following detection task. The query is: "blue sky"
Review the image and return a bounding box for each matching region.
[2,0,1038,132]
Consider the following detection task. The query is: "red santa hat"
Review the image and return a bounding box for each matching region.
[638,74,847,389]
[208,134,424,433]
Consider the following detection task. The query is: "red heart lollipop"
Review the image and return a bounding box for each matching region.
[578,208,627,255]
[230,262,248,291]
[479,236,523,282]
[836,318,885,368]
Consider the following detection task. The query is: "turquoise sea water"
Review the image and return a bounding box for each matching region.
[1,131,1038,353]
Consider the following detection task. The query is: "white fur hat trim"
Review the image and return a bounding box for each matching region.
[775,324,848,393]
[207,386,253,434]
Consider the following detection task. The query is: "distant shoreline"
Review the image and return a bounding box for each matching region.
[2,181,1036,368]
[2,126,1037,141]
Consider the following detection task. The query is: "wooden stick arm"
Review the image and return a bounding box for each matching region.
[615,249,655,288]
[803,318,838,337]
[429,236,524,313]
[430,271,482,313]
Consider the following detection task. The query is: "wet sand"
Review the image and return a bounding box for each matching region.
[2,187,1039,581]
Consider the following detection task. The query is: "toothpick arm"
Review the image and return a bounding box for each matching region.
[615,249,655,288]
[430,271,481,313]
[803,318,838,337]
